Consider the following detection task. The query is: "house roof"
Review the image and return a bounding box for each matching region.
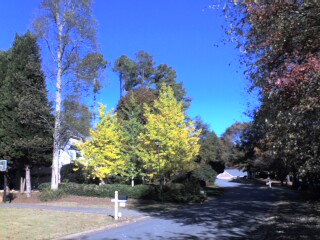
[217,171,234,180]
[225,169,247,177]
[217,169,247,180]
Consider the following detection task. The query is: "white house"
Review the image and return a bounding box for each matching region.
[57,134,89,183]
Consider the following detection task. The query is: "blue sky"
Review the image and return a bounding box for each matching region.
[0,0,254,136]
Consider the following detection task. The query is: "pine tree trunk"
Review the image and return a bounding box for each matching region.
[25,165,31,198]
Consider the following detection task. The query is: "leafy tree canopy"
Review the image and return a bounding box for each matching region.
[223,1,320,184]
[117,87,158,124]
[194,116,223,173]
[137,84,200,181]
[114,51,191,109]
[76,105,126,180]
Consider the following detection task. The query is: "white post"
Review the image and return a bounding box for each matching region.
[114,191,118,220]
[131,177,134,187]
[266,177,272,188]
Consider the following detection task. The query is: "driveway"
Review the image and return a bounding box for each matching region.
[72,180,282,240]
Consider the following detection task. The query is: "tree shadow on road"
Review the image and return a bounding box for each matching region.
[248,190,320,240]
[130,182,282,239]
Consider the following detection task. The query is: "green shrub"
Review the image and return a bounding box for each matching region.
[46,181,206,203]
[58,182,156,199]
[38,182,51,192]
[162,182,206,203]
[39,189,65,201]
[192,165,217,183]
[163,191,206,203]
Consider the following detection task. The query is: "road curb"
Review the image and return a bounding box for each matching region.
[55,215,151,240]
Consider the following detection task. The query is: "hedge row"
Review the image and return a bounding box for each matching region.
[38,182,207,203]
[59,183,155,199]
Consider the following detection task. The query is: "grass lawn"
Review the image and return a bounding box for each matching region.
[0,207,116,240]
[38,201,114,209]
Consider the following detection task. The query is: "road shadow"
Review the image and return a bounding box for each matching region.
[131,181,282,239]
[248,189,320,240]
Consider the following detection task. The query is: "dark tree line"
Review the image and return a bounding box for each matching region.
[222,1,320,189]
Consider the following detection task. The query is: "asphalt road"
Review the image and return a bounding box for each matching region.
[73,180,282,240]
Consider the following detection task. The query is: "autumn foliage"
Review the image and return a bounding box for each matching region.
[224,1,320,186]
[76,85,201,183]
[76,105,126,181]
[137,85,201,180]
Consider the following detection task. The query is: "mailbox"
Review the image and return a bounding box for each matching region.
[111,195,128,207]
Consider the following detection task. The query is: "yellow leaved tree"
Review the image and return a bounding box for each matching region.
[138,84,201,181]
[76,104,126,181]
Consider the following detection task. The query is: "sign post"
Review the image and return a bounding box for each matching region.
[114,191,119,220]
[111,191,127,220]
[266,177,272,188]
[0,160,8,203]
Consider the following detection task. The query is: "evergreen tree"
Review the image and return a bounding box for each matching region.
[113,55,135,98]
[0,50,11,162]
[135,51,155,88]
[75,52,107,125]
[194,117,223,173]
[0,32,53,196]
[114,51,191,109]
[154,64,191,109]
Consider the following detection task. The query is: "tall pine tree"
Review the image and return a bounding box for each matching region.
[0,32,53,196]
